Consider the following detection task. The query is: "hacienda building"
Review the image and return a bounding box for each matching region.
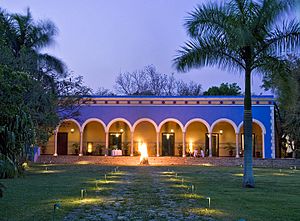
[44,96,276,159]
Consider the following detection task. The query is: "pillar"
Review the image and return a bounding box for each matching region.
[105,132,109,156]
[53,130,58,156]
[130,131,134,156]
[156,132,160,157]
[209,132,212,157]
[235,133,239,158]
[79,131,83,156]
[262,132,265,159]
[182,132,186,157]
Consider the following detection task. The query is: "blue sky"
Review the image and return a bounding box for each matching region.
[1,0,299,94]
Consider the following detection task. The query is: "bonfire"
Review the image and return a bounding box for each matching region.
[138,142,149,165]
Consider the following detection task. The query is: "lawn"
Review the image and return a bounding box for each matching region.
[0,164,299,221]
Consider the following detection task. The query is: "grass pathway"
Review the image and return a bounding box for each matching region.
[63,166,213,221]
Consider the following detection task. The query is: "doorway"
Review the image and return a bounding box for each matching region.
[57,132,68,155]
[205,133,219,157]
[109,133,122,149]
[162,133,175,156]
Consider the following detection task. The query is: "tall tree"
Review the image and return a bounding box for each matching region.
[174,0,300,187]
[263,56,300,158]
[203,83,241,95]
[115,65,202,96]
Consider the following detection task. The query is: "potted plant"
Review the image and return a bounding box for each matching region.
[122,142,129,156]
[95,144,105,156]
[224,143,235,157]
[72,143,79,155]
[177,144,183,156]
[41,146,47,154]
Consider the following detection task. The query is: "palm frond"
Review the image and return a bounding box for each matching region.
[174,36,244,72]
[184,2,229,38]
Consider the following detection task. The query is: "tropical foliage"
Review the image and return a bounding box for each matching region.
[263,57,300,158]
[203,83,241,95]
[174,0,300,187]
[0,8,90,179]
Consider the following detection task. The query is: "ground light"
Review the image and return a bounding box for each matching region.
[80,188,87,200]
[52,203,61,221]
[206,197,211,208]
[191,184,195,193]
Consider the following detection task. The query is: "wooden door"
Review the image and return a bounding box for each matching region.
[57,132,68,155]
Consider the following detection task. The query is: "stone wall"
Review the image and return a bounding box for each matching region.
[37,155,300,168]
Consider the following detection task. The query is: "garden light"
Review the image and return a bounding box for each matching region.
[80,188,87,199]
[206,197,211,208]
[52,203,61,221]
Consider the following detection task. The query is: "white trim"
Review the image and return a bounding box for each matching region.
[81,118,106,132]
[132,118,158,132]
[106,118,133,133]
[184,118,210,132]
[157,118,185,132]
[56,118,82,132]
[237,119,266,134]
[210,118,238,134]
[270,106,275,159]
[237,119,266,159]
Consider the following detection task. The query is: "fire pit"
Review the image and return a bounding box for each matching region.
[138,142,149,165]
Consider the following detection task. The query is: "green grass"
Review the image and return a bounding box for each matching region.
[0,164,299,221]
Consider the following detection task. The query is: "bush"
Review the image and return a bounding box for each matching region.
[0,154,18,179]
[0,183,5,197]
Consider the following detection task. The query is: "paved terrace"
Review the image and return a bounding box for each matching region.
[37,156,300,168]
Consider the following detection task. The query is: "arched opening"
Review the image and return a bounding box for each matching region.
[239,122,264,158]
[159,120,183,156]
[133,120,157,156]
[107,120,131,156]
[185,121,209,157]
[211,120,237,157]
[82,120,106,155]
[57,120,81,155]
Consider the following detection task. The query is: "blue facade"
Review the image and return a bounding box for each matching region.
[59,96,275,159]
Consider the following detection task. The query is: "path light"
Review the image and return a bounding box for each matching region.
[181,178,184,186]
[80,188,87,200]
[175,173,178,178]
[105,174,107,183]
[95,178,100,189]
[191,184,195,193]
[52,203,61,221]
[279,169,282,173]
[206,197,211,208]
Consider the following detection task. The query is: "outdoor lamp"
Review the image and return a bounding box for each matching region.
[87,142,93,153]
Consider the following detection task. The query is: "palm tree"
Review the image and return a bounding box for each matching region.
[174,0,300,187]
[0,8,65,75]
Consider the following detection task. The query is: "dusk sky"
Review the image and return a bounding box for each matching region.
[1,0,299,94]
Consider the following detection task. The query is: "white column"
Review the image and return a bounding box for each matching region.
[79,131,83,156]
[105,132,109,156]
[130,131,134,156]
[182,132,186,157]
[262,132,265,159]
[235,133,239,158]
[209,132,212,157]
[53,131,58,156]
[156,132,160,157]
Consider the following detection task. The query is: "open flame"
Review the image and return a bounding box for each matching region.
[138,142,149,164]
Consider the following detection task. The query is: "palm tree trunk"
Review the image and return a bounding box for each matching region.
[243,67,255,188]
